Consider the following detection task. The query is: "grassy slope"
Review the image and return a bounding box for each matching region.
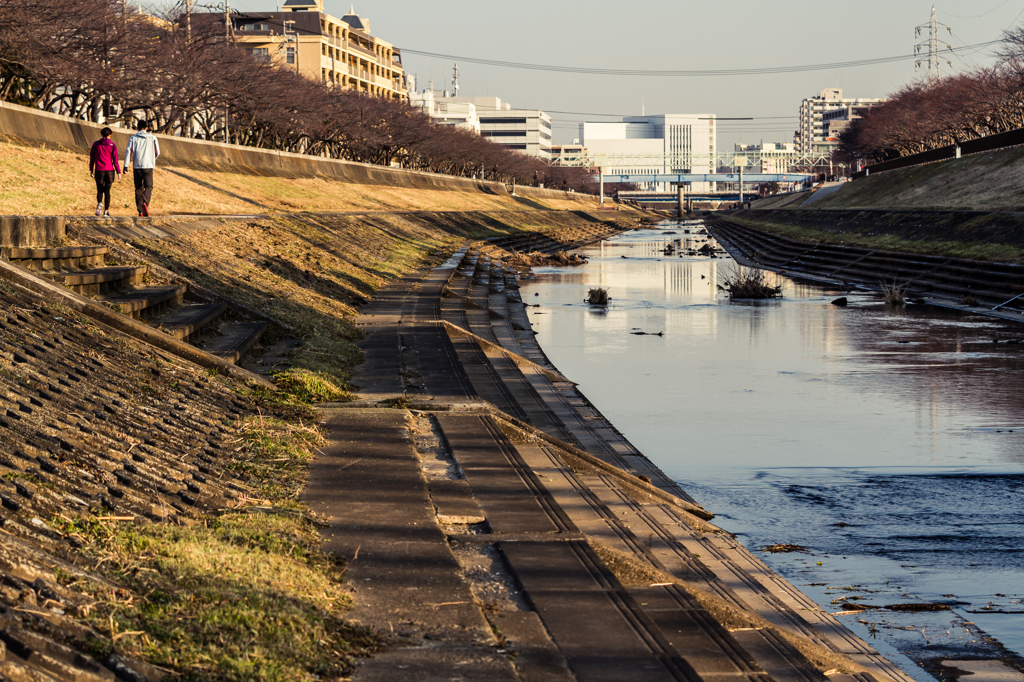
[0,136,598,215]
[814,144,1024,211]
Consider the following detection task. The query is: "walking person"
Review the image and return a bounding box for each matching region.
[89,127,120,217]
[124,119,160,217]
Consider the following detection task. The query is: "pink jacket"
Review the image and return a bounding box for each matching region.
[89,138,121,173]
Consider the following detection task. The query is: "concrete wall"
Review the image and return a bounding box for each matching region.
[0,100,588,203]
[0,216,65,249]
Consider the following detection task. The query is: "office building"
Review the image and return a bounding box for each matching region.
[579,114,717,192]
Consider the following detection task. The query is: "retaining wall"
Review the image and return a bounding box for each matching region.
[0,100,583,202]
[0,215,65,248]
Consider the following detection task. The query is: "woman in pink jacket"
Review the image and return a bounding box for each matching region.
[89,127,120,217]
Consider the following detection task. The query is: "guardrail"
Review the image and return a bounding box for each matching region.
[852,126,1024,179]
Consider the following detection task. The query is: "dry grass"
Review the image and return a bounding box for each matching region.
[48,417,381,681]
[718,266,782,299]
[0,136,599,215]
[814,145,1024,211]
[880,277,908,305]
[586,287,609,305]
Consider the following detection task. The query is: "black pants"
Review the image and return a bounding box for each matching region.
[133,168,154,214]
[94,170,115,210]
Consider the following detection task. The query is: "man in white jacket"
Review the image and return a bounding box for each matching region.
[123,119,161,217]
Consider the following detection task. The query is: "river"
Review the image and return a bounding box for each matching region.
[517,222,1024,681]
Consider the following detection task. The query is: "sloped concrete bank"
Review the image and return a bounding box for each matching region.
[733,208,1024,252]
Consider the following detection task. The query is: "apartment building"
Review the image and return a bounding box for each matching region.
[231,1,406,100]
[797,88,884,155]
[579,114,717,192]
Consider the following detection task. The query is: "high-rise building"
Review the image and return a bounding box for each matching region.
[579,115,716,192]
[796,89,884,155]
[231,2,407,100]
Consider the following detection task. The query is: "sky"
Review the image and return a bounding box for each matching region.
[224,0,1024,149]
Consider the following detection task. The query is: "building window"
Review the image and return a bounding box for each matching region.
[286,47,296,65]
[481,130,526,137]
[251,47,270,60]
[239,22,269,31]
[480,117,527,125]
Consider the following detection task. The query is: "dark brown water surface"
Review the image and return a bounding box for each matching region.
[520,225,1024,680]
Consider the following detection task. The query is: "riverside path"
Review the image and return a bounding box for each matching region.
[307,227,917,682]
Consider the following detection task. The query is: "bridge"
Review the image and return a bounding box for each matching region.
[599,173,812,184]
[598,172,814,209]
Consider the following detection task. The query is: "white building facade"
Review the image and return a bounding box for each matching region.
[734,142,798,174]
[579,114,717,192]
[797,89,885,156]
[408,89,481,133]
[433,97,551,157]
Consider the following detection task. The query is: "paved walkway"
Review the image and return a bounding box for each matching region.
[309,236,916,682]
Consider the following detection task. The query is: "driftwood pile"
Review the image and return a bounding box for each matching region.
[505,250,587,269]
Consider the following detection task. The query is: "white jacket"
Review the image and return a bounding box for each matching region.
[125,131,160,170]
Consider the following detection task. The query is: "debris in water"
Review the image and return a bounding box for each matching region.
[586,288,610,305]
[763,544,810,554]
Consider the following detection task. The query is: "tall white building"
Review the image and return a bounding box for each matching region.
[579,114,716,192]
[797,89,885,155]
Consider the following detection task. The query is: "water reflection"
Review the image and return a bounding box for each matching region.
[520,226,1024,672]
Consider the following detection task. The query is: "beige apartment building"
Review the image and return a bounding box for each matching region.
[230,1,407,100]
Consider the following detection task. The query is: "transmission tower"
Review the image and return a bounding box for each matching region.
[915,5,953,84]
[451,62,460,98]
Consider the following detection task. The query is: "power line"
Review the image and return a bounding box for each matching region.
[938,0,1013,19]
[400,41,1002,78]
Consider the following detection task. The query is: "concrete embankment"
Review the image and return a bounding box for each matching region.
[708,212,1024,323]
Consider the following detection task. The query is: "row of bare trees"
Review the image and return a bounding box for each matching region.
[838,28,1024,164]
[0,0,595,190]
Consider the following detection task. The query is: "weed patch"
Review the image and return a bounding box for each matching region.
[51,513,380,681]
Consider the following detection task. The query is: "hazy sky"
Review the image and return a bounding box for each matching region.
[227,0,1024,148]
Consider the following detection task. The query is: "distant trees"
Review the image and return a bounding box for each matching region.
[839,27,1024,164]
[0,0,595,191]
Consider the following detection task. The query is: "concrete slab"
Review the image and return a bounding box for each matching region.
[351,642,518,682]
[306,408,491,643]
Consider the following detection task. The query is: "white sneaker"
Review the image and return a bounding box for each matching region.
[95,203,103,216]
[103,211,111,217]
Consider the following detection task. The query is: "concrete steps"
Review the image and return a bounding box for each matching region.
[200,322,268,364]
[5,244,271,366]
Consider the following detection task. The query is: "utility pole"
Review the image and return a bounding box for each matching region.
[915,5,953,85]
[184,0,192,41]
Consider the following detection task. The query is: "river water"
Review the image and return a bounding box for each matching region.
[518,223,1024,681]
